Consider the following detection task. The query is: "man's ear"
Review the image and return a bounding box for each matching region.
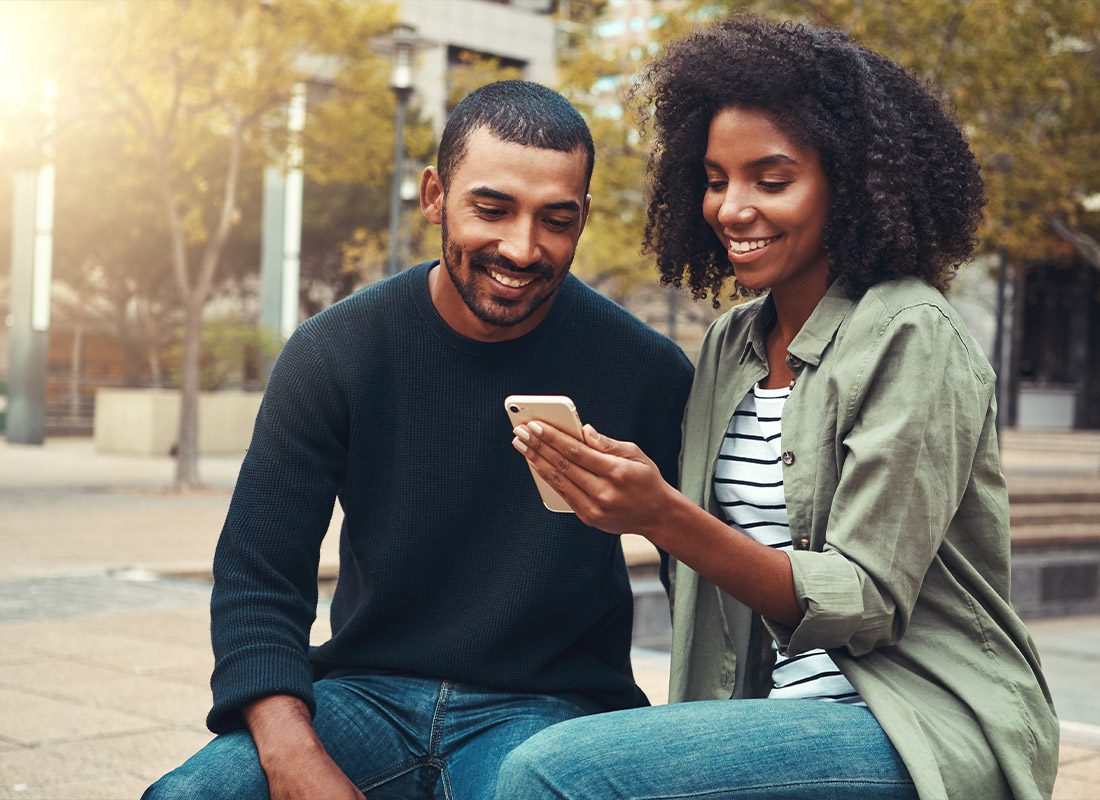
[577,193,592,237]
[421,167,444,225]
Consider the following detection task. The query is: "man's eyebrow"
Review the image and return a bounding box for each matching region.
[543,199,582,213]
[469,186,514,202]
[468,185,581,213]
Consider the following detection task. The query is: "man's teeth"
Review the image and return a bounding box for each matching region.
[491,270,534,288]
[729,236,779,253]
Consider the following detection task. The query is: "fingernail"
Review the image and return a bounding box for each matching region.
[528,421,544,435]
[512,437,528,453]
[513,426,531,441]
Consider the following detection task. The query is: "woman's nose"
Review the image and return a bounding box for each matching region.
[717,193,758,227]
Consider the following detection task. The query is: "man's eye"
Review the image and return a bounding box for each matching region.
[545,218,572,230]
[476,206,505,218]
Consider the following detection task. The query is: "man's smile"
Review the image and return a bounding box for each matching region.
[488,269,536,289]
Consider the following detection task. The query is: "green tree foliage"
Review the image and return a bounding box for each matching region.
[556,0,657,297]
[0,0,417,486]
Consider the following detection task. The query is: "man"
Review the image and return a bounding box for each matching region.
[145,80,693,800]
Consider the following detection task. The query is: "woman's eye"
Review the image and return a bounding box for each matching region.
[706,180,726,191]
[759,181,791,192]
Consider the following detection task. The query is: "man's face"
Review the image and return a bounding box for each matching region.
[422,127,590,342]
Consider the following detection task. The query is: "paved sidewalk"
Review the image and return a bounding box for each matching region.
[1,438,1098,798]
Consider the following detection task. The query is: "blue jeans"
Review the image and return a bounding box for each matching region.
[496,698,918,799]
[143,674,587,800]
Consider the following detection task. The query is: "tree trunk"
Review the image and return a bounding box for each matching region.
[148,346,163,388]
[1049,217,1100,272]
[69,315,84,422]
[175,300,202,487]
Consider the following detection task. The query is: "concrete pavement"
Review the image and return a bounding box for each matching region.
[1,437,1098,798]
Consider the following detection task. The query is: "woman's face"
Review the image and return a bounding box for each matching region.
[702,107,830,301]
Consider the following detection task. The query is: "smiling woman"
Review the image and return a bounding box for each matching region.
[501,15,1058,800]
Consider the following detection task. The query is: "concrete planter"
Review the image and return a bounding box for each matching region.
[94,388,261,456]
[1017,383,1078,430]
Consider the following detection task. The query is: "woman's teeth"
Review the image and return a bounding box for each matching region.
[729,235,780,253]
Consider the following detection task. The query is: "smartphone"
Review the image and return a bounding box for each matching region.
[505,395,585,513]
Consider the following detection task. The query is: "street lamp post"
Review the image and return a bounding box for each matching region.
[386,23,416,277]
[6,80,57,445]
[399,158,420,269]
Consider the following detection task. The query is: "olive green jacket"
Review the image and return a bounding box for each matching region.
[669,277,1059,800]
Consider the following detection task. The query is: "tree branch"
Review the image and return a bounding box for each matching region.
[1048,216,1100,271]
[195,116,245,304]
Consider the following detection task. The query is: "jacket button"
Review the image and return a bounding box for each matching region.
[797,537,810,550]
[785,354,804,370]
[781,450,795,465]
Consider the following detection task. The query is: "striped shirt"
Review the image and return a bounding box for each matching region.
[714,383,864,705]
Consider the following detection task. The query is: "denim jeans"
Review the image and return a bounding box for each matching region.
[496,698,919,799]
[143,674,587,800]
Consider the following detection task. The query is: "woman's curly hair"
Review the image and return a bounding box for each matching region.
[636,16,985,303]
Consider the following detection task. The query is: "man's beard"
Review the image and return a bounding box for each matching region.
[440,208,570,329]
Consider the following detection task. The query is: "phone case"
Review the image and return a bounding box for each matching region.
[505,395,584,513]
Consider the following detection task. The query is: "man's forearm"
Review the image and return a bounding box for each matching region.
[244,694,325,765]
[243,694,365,799]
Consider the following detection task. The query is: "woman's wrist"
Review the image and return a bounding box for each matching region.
[639,486,703,550]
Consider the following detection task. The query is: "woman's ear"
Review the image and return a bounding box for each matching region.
[420,166,444,225]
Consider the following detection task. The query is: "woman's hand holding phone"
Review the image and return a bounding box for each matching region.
[511,419,681,539]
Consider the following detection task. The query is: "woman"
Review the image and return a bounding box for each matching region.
[499,16,1058,800]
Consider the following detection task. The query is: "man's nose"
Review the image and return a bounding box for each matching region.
[496,221,541,268]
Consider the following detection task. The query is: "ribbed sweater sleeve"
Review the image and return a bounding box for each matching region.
[208,327,348,732]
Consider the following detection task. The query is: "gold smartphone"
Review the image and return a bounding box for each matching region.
[505,395,584,513]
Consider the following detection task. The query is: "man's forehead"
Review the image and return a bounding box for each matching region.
[452,127,589,195]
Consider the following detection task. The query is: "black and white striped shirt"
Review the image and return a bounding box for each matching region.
[714,383,864,705]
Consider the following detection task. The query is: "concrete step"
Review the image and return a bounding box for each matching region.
[1011,523,1100,549]
[1011,503,1100,527]
[1008,476,1100,505]
[1002,429,1100,454]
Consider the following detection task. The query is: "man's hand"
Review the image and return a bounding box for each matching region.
[244,695,365,800]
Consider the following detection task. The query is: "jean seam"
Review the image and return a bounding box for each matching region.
[429,681,454,800]
[356,759,425,793]
[624,778,916,800]
[429,680,452,760]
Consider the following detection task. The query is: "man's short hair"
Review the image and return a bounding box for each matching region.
[437,80,595,191]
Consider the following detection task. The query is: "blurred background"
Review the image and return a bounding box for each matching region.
[2,0,1099,482]
[1,2,1099,797]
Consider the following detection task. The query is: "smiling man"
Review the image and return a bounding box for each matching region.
[144,81,693,800]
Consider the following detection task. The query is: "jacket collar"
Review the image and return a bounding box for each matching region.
[738,280,857,368]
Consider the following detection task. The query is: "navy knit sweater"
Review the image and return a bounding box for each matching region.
[207,262,694,733]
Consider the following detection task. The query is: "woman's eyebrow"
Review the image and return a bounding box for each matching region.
[745,154,798,169]
[703,154,799,171]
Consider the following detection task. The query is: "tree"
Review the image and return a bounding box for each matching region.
[5,0,406,486]
[555,0,656,297]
